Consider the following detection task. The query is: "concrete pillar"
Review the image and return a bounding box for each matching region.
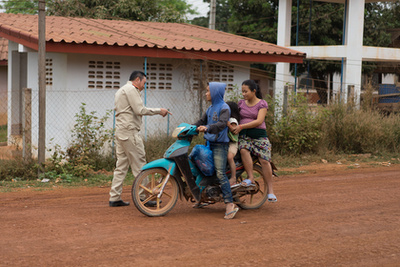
[276,0,293,114]
[343,0,365,104]
[10,51,27,136]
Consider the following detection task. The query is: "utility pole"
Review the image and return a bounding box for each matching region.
[209,0,216,30]
[38,0,46,173]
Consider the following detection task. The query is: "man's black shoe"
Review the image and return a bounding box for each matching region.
[109,200,130,207]
[141,199,162,207]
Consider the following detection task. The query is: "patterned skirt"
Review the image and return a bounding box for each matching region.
[238,136,272,162]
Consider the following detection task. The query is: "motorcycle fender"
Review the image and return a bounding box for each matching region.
[142,158,177,174]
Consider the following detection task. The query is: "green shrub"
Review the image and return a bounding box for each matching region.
[265,95,400,156]
[267,93,328,155]
[0,124,7,142]
[45,103,114,178]
[67,103,113,168]
[0,158,38,181]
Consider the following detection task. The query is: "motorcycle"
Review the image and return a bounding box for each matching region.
[131,123,276,217]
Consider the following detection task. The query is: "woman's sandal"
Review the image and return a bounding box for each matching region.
[241,179,255,187]
[267,193,277,203]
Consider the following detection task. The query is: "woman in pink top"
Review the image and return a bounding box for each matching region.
[232,79,277,203]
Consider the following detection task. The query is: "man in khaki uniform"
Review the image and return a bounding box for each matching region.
[109,71,171,207]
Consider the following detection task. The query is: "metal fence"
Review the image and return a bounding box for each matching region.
[1,86,209,159]
[0,81,376,160]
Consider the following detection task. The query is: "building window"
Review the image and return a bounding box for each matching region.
[46,58,53,86]
[193,62,235,90]
[207,63,234,90]
[88,61,121,89]
[144,62,173,90]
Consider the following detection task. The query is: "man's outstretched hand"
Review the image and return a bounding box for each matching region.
[160,108,172,117]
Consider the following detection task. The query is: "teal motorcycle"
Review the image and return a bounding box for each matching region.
[131,123,272,217]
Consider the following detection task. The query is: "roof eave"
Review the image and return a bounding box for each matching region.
[0,31,38,51]
[46,42,305,64]
[0,32,306,64]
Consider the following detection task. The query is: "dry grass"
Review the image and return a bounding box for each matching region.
[0,112,6,125]
[319,103,400,154]
[0,92,7,125]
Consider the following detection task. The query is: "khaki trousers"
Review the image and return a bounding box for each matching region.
[109,132,146,201]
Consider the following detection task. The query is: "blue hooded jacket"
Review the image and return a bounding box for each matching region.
[203,82,230,143]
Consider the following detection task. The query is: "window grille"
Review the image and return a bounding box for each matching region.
[88,61,121,89]
[46,58,53,86]
[144,62,173,90]
[193,62,234,90]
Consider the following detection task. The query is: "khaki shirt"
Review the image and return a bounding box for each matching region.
[114,81,161,139]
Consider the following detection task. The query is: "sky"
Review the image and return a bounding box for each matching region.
[186,0,209,19]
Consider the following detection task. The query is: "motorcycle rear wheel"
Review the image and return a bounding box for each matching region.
[235,164,268,209]
[132,168,179,217]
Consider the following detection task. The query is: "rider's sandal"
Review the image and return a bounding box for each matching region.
[224,206,239,220]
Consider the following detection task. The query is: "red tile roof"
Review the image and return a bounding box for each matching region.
[0,37,7,64]
[0,13,305,63]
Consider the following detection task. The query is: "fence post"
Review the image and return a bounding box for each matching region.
[199,61,204,118]
[112,109,116,159]
[23,88,32,161]
[283,85,288,117]
[167,109,170,137]
[38,0,46,173]
[348,85,355,104]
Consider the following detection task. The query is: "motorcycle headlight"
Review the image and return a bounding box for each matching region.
[171,126,186,138]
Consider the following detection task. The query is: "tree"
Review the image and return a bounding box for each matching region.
[46,0,196,22]
[1,0,38,14]
[1,0,197,22]
[364,2,400,47]
[227,0,279,43]
[190,0,231,32]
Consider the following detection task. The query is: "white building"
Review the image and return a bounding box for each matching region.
[0,13,304,157]
[276,0,400,105]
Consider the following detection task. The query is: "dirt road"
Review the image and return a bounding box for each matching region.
[1,165,399,266]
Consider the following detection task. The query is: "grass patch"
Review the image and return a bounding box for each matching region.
[0,172,135,193]
[271,151,399,172]
[0,124,6,142]
[275,170,310,176]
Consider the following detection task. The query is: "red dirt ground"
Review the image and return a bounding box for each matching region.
[1,163,400,266]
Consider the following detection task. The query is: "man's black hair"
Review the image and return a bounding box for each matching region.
[226,101,240,123]
[129,71,146,81]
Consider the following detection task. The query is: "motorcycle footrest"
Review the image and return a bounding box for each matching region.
[193,202,209,209]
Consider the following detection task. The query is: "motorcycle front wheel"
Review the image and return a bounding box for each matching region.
[132,168,179,217]
[235,164,269,209]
